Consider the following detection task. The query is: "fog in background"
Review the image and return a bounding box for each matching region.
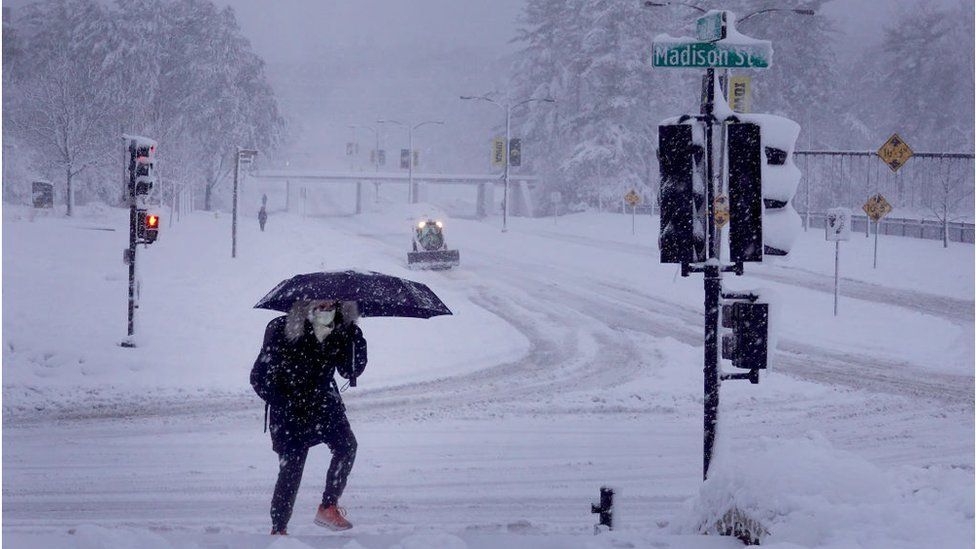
[216,0,964,172]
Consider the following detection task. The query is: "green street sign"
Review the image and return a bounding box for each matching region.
[696,11,726,42]
[652,39,771,69]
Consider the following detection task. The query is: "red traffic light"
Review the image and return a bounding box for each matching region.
[147,214,159,228]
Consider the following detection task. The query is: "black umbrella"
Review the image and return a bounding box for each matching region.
[254,270,452,318]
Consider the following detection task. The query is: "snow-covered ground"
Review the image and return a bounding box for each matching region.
[3,201,973,548]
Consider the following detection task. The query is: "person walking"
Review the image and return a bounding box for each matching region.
[250,300,367,535]
[258,205,268,231]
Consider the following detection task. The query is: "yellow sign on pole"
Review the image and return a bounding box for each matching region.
[624,189,641,206]
[713,194,730,228]
[492,137,506,167]
[861,193,893,222]
[877,133,913,172]
[728,75,751,113]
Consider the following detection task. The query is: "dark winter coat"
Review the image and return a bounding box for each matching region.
[250,315,367,453]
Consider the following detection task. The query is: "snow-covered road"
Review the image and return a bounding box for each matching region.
[3,205,973,548]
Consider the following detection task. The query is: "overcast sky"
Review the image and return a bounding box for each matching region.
[216,0,967,168]
[7,0,965,168]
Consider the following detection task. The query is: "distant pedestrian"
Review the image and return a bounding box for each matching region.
[250,300,367,535]
[258,205,268,231]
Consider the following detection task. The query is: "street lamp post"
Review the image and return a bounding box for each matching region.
[377,119,443,204]
[460,95,555,232]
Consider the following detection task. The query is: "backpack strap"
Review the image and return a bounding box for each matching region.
[264,402,269,433]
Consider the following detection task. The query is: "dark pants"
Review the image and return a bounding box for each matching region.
[269,413,357,531]
[259,219,266,231]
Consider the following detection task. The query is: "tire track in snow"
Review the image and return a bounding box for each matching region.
[528,228,974,324]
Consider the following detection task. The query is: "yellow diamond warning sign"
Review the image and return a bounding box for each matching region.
[713,194,730,228]
[877,133,914,172]
[862,193,893,222]
[625,189,641,206]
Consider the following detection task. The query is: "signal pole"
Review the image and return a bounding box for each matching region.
[232,148,258,258]
[121,135,159,348]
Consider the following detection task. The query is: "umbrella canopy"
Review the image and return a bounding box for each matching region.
[254,270,452,319]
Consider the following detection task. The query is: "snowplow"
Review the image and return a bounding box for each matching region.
[407,219,460,270]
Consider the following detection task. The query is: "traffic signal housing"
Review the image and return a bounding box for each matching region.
[720,300,768,371]
[657,123,706,264]
[726,114,801,260]
[137,210,160,244]
[742,114,801,258]
[127,136,158,201]
[726,122,763,262]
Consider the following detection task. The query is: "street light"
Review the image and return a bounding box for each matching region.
[377,119,444,204]
[738,8,815,23]
[460,95,555,232]
[642,1,707,14]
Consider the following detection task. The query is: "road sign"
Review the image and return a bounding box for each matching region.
[728,75,751,113]
[492,137,506,167]
[378,149,386,166]
[697,11,726,42]
[400,148,410,169]
[413,149,419,168]
[825,207,852,241]
[877,133,913,172]
[652,39,771,69]
[625,189,641,206]
[862,193,892,222]
[714,194,730,228]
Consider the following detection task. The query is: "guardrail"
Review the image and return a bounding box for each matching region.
[628,205,973,244]
[803,213,974,244]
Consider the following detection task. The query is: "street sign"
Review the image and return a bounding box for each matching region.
[728,75,751,113]
[492,137,506,167]
[400,148,410,169]
[713,194,730,228]
[877,133,913,172]
[625,189,641,206]
[825,207,852,241]
[413,150,420,168]
[862,193,892,222]
[697,11,726,42]
[652,38,771,69]
[378,149,386,166]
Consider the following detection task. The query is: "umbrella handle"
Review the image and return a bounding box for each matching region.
[350,375,357,388]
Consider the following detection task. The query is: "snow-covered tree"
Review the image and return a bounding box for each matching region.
[5,0,284,211]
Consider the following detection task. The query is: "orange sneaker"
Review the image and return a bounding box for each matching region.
[314,504,352,531]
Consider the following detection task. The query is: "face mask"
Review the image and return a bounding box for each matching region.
[310,308,336,326]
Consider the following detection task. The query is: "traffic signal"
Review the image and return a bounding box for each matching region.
[720,300,768,371]
[136,210,160,244]
[657,123,706,264]
[127,137,158,201]
[726,122,763,262]
[509,138,522,167]
[753,114,801,257]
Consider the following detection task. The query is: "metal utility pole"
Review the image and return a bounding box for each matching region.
[232,146,240,258]
[460,95,555,232]
[377,119,443,204]
[232,147,257,258]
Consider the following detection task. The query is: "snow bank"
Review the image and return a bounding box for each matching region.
[676,432,974,548]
